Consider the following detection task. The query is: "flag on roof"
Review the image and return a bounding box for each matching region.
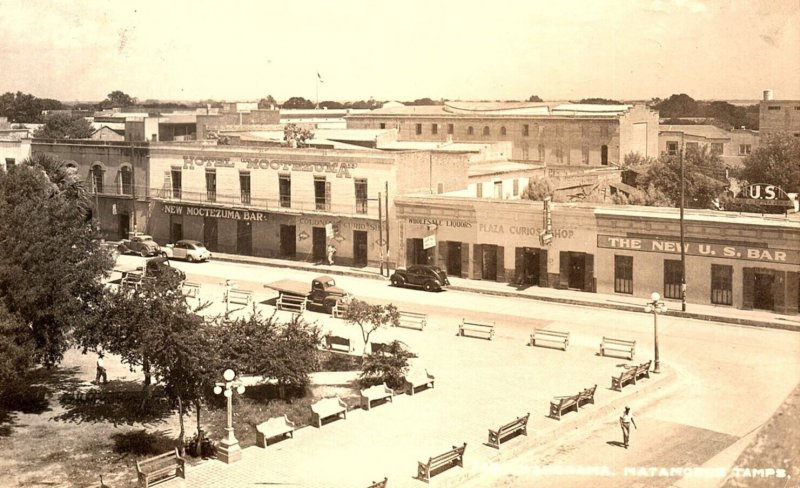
[317,72,323,83]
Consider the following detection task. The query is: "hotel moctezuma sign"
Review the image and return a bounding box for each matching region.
[162,203,267,222]
[597,235,799,265]
[181,155,356,178]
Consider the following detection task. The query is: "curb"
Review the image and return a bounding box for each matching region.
[214,256,798,332]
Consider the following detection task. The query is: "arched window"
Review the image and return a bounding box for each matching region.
[500,126,507,136]
[467,126,474,136]
[119,166,132,195]
[90,164,104,193]
[482,126,490,136]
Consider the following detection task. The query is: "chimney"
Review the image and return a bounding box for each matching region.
[763,89,774,101]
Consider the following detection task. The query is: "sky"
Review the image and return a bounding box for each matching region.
[1,0,799,103]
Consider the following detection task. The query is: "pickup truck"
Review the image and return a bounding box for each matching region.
[263,275,349,313]
[117,233,162,257]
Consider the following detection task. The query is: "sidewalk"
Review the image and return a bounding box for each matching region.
[213,252,800,331]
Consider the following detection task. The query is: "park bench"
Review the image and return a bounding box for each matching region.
[121,272,143,290]
[227,288,253,308]
[599,336,636,360]
[276,293,307,313]
[360,383,394,410]
[396,311,427,330]
[135,448,185,488]
[310,396,347,428]
[370,341,390,355]
[487,412,530,449]
[634,360,652,381]
[417,443,467,483]
[530,328,570,351]
[324,334,354,353]
[255,415,296,448]
[182,281,201,303]
[404,369,435,395]
[331,300,349,318]
[549,393,580,420]
[458,319,495,340]
[366,477,388,488]
[577,384,597,408]
[612,361,652,391]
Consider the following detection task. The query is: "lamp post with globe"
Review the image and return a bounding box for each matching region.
[214,368,245,463]
[644,292,667,374]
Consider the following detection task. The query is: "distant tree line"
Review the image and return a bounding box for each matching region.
[653,93,759,130]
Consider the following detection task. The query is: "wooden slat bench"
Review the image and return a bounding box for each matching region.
[530,328,570,351]
[612,361,652,391]
[135,448,185,488]
[324,334,354,353]
[370,341,390,355]
[255,415,296,447]
[227,288,253,307]
[577,384,597,408]
[417,443,467,483]
[396,311,427,330]
[121,272,143,290]
[600,336,635,360]
[404,369,435,395]
[276,293,306,313]
[458,319,495,340]
[366,477,387,488]
[634,360,652,381]
[331,300,349,318]
[487,412,530,449]
[549,394,580,420]
[182,281,201,303]
[310,396,347,428]
[360,383,394,410]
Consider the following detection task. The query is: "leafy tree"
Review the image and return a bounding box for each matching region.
[654,93,699,118]
[359,340,415,389]
[522,176,557,201]
[341,299,399,355]
[319,100,345,109]
[527,95,543,102]
[638,146,728,209]
[100,90,136,109]
[0,155,113,367]
[622,152,657,169]
[578,98,622,105]
[611,183,672,207]
[0,304,35,388]
[257,95,277,109]
[735,133,800,193]
[0,91,63,123]
[281,97,315,109]
[405,98,442,106]
[350,97,381,110]
[283,123,314,147]
[34,113,94,139]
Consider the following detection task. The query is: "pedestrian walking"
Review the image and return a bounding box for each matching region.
[619,406,637,448]
[95,352,108,385]
[327,244,336,265]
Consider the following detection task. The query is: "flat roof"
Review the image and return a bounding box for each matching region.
[659,124,731,140]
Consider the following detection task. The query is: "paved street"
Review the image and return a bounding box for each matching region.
[108,255,800,488]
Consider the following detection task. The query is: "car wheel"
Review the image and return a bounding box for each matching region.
[140,250,148,257]
[161,251,168,258]
[391,276,404,288]
[423,281,436,292]
[187,255,196,263]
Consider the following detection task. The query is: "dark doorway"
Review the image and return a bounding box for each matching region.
[523,249,540,286]
[601,145,609,166]
[204,218,218,252]
[482,244,498,281]
[753,272,775,310]
[237,220,252,255]
[280,225,296,258]
[568,252,585,289]
[312,227,326,262]
[406,238,429,265]
[170,221,183,244]
[353,231,368,267]
[118,213,130,240]
[446,241,462,276]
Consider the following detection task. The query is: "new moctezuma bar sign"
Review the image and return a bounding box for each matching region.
[162,204,268,221]
[597,235,799,264]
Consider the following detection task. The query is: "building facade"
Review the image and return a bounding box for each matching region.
[347,102,659,166]
[759,90,800,138]
[659,125,760,167]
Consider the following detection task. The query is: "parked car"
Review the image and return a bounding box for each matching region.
[117,233,161,257]
[162,240,212,262]
[390,265,450,291]
[120,256,185,289]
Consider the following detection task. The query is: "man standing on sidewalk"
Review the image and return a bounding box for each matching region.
[620,406,637,448]
[95,352,108,385]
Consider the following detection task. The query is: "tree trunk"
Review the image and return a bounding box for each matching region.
[177,396,185,457]
[195,400,203,441]
[143,356,152,386]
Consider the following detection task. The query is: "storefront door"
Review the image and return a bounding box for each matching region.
[753,272,775,310]
[482,244,498,281]
[280,225,296,258]
[237,220,252,256]
[568,252,585,289]
[523,249,540,286]
[447,241,462,276]
[170,218,182,244]
[204,218,218,252]
[118,213,130,240]
[406,238,429,265]
[312,227,327,262]
[353,230,368,267]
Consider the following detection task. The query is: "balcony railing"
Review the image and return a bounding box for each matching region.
[150,188,378,217]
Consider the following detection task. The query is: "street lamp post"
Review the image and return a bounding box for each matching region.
[644,292,667,374]
[213,369,246,464]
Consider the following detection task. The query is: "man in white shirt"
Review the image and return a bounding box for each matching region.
[95,352,108,385]
[619,406,637,448]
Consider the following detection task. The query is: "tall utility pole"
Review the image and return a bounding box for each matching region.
[378,192,384,275]
[385,181,390,276]
[680,144,687,312]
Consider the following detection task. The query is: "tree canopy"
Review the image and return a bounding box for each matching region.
[527,95,543,102]
[34,113,94,139]
[578,98,622,105]
[636,146,728,209]
[0,91,64,123]
[341,299,399,354]
[281,97,315,109]
[735,133,800,194]
[257,95,277,109]
[654,93,758,129]
[99,90,137,109]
